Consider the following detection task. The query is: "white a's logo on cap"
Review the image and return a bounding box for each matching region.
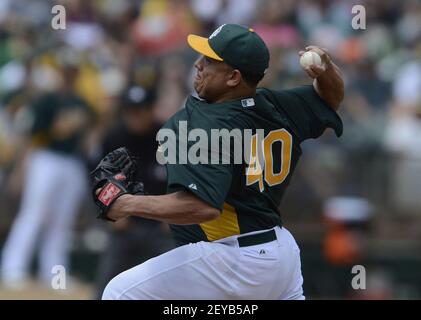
[209,24,226,39]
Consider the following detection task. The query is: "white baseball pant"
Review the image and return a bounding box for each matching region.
[1,149,87,285]
[102,226,305,300]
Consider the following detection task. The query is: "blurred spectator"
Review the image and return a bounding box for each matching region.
[383,53,421,214]
[131,0,197,57]
[153,54,188,124]
[323,196,372,266]
[320,196,373,298]
[191,0,257,32]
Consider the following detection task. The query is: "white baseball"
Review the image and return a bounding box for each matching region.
[300,51,322,69]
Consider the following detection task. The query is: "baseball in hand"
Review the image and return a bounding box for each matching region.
[300,51,322,69]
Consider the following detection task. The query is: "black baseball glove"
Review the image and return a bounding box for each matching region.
[90,147,144,221]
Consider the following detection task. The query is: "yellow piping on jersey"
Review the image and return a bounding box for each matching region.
[200,202,240,241]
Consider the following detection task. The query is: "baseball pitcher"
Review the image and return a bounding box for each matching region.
[92,24,344,300]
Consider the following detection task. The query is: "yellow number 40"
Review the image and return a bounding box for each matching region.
[246,129,292,192]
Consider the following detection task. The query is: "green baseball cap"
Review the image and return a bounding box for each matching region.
[187,24,270,76]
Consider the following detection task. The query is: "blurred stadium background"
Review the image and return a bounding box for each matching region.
[0,0,420,300]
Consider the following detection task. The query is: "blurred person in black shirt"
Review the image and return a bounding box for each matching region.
[1,64,93,288]
[94,85,174,298]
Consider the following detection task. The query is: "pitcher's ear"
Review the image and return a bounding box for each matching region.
[226,69,242,87]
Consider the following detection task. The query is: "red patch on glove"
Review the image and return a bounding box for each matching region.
[98,183,121,206]
[114,174,126,181]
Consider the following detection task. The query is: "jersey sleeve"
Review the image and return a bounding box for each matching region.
[166,162,233,211]
[267,85,343,142]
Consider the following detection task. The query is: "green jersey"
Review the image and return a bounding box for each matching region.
[30,92,93,155]
[161,85,343,246]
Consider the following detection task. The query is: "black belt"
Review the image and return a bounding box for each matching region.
[237,229,277,247]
